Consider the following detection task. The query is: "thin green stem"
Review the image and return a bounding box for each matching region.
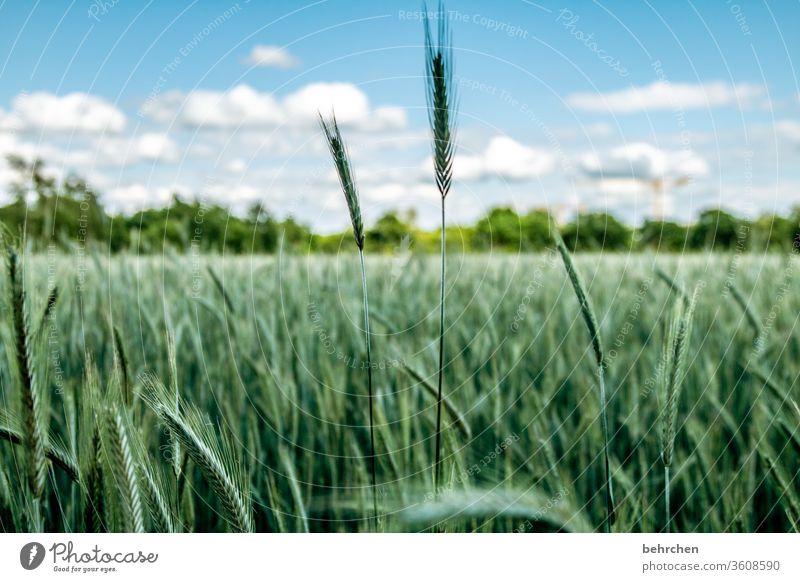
[665,464,671,533]
[597,366,614,533]
[359,249,378,530]
[434,196,446,497]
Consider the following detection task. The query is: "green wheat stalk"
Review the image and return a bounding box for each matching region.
[139,461,177,532]
[207,266,235,314]
[658,287,698,533]
[725,281,760,338]
[0,420,79,482]
[113,326,132,408]
[140,373,254,532]
[85,426,106,532]
[424,1,457,498]
[166,331,182,481]
[35,285,58,340]
[101,406,145,533]
[6,247,47,523]
[81,360,106,532]
[552,228,615,531]
[654,266,690,306]
[319,112,378,530]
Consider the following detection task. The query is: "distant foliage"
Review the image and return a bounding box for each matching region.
[2,156,799,254]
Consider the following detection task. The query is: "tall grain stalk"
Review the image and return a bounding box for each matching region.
[423,2,457,497]
[101,407,145,533]
[552,229,615,532]
[6,247,47,528]
[140,374,253,533]
[658,288,697,533]
[319,113,378,529]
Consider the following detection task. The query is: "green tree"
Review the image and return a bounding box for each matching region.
[366,211,412,251]
[749,213,795,252]
[249,204,280,253]
[561,212,632,252]
[637,220,690,252]
[473,207,523,251]
[520,209,554,250]
[689,209,746,250]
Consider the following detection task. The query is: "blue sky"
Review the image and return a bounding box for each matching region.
[1,0,798,231]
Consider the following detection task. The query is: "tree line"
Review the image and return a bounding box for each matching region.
[2,156,798,254]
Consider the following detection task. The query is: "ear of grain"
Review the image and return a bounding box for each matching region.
[85,426,106,532]
[138,447,178,532]
[99,371,145,534]
[0,418,79,482]
[103,408,145,533]
[423,1,458,501]
[659,290,697,467]
[423,0,456,200]
[166,331,182,480]
[35,285,58,340]
[319,112,379,529]
[140,373,254,533]
[659,287,698,532]
[318,114,364,249]
[6,248,47,509]
[112,326,132,408]
[80,360,106,532]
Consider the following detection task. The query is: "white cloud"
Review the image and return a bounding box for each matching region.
[567,81,765,113]
[145,85,284,128]
[579,142,709,182]
[143,82,406,131]
[226,158,248,173]
[105,183,183,213]
[245,45,300,69]
[131,133,180,162]
[284,82,368,125]
[55,133,180,168]
[0,107,18,131]
[423,136,555,182]
[775,120,800,145]
[8,91,126,133]
[203,182,262,210]
[369,106,409,132]
[368,182,438,204]
[552,122,613,140]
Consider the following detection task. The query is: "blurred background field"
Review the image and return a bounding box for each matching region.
[1,251,797,532]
